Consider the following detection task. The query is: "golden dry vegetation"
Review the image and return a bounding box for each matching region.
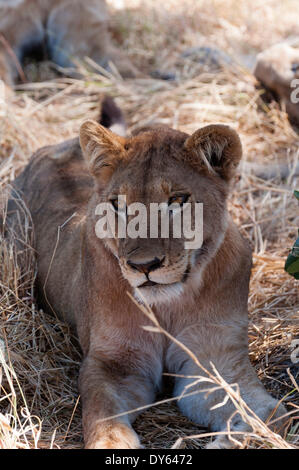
[0,0,298,449]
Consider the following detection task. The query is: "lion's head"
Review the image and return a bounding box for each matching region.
[80,121,242,305]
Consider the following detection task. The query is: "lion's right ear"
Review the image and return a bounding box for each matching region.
[79,120,127,182]
[183,124,242,181]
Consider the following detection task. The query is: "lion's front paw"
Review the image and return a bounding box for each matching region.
[205,400,288,449]
[205,435,236,449]
[85,422,141,449]
[263,401,288,435]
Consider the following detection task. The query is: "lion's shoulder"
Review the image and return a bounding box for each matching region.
[13,137,94,218]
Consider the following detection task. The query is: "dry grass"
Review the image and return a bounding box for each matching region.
[0,0,298,449]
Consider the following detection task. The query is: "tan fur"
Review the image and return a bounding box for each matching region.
[0,0,139,85]
[8,123,286,449]
[254,43,299,125]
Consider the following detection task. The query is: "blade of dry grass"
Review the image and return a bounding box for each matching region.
[0,0,298,449]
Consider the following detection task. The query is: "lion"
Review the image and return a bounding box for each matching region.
[6,96,287,449]
[254,43,299,126]
[0,0,139,85]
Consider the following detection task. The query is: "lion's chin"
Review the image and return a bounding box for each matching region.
[134,282,184,306]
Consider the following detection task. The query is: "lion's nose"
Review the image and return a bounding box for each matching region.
[127,256,165,274]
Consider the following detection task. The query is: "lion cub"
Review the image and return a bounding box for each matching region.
[7,97,286,448]
[0,0,139,85]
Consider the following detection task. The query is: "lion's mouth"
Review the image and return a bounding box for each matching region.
[137,268,191,288]
[139,280,158,287]
[138,279,182,288]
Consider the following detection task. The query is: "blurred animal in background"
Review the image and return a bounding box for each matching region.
[254,42,299,126]
[0,0,140,85]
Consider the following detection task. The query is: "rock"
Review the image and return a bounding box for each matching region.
[181,46,232,69]
[254,43,299,124]
[150,70,176,81]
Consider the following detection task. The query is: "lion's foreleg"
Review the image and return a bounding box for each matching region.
[78,354,156,449]
[166,321,287,448]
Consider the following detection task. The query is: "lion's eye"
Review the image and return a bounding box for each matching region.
[168,194,190,206]
[110,199,119,211]
[110,198,126,212]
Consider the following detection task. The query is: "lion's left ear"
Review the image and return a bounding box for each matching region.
[183,124,242,181]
